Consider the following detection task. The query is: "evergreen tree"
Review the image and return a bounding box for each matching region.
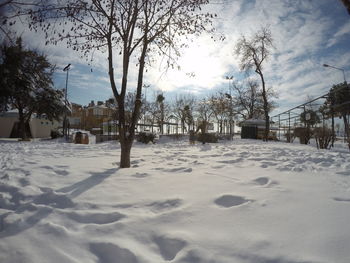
[0,38,65,139]
[327,82,350,146]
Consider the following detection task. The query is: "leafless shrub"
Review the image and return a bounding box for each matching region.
[314,127,335,149]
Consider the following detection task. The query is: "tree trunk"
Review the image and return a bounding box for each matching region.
[18,108,27,140]
[120,139,132,168]
[160,104,164,134]
[118,33,148,168]
[331,111,335,147]
[258,71,269,142]
[342,113,350,140]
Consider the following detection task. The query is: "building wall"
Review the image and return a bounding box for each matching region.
[0,113,60,138]
[29,119,59,138]
[68,102,117,132]
[70,103,84,129]
[0,116,17,137]
[83,106,114,131]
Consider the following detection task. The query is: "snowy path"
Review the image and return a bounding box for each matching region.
[0,139,350,263]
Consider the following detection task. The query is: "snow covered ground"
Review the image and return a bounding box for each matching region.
[0,138,350,263]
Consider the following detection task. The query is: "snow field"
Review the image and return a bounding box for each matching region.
[0,138,350,263]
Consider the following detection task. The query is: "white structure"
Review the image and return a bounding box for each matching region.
[0,110,60,138]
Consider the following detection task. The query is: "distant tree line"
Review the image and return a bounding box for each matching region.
[116,77,277,137]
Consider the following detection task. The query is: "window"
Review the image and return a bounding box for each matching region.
[93,108,104,116]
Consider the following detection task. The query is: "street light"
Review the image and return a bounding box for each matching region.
[63,64,71,140]
[225,75,234,139]
[323,64,347,83]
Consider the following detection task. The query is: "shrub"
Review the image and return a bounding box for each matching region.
[50,130,62,139]
[197,133,218,143]
[217,134,232,140]
[294,127,312,144]
[284,130,295,143]
[314,127,335,149]
[136,132,156,144]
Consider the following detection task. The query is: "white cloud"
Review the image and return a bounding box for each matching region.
[327,23,350,47]
[4,0,349,112]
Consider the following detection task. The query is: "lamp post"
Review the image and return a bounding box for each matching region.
[143,84,150,131]
[225,76,234,140]
[323,64,347,83]
[63,63,71,140]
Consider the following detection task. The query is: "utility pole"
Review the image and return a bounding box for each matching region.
[63,64,71,140]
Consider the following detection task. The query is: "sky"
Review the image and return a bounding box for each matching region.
[4,0,350,115]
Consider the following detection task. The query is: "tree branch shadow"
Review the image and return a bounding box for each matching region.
[58,168,119,198]
[0,167,119,238]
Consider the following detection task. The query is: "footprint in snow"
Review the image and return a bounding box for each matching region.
[67,211,125,224]
[90,242,139,263]
[253,177,270,186]
[40,165,54,170]
[211,165,225,169]
[147,198,183,213]
[165,167,192,173]
[215,195,251,208]
[336,171,350,176]
[217,158,243,164]
[18,177,30,187]
[131,172,150,178]
[333,197,350,202]
[153,235,187,261]
[54,169,69,176]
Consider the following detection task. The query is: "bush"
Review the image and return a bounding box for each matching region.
[314,127,335,149]
[136,132,156,144]
[217,134,232,140]
[294,127,312,144]
[197,133,218,143]
[284,130,295,143]
[50,130,62,139]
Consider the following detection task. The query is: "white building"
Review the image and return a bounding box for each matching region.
[0,110,60,138]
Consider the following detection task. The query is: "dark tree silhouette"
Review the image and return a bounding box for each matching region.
[327,82,350,148]
[0,38,65,140]
[340,0,350,14]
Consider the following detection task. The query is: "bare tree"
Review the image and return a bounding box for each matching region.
[235,27,274,141]
[27,0,213,167]
[156,93,165,134]
[232,79,263,120]
[0,0,45,43]
[195,98,213,134]
[209,92,229,134]
[172,94,196,133]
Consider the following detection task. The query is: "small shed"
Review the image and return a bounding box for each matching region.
[240,119,277,140]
